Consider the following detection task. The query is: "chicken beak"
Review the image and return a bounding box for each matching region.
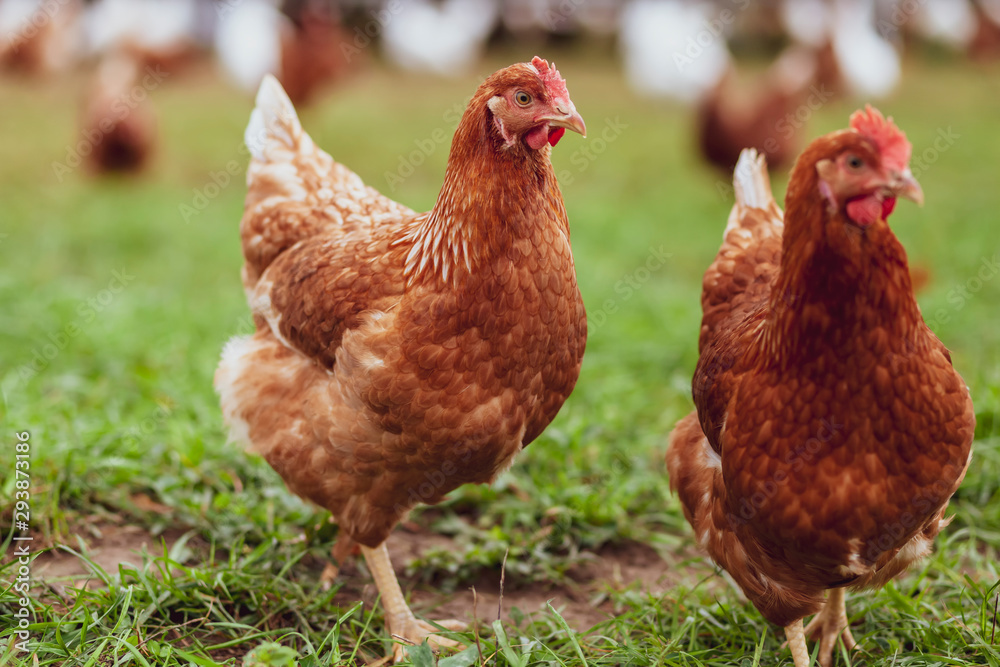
[890,167,924,206]
[541,100,587,138]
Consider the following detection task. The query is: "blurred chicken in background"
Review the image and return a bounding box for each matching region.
[0,0,83,75]
[971,0,1000,60]
[215,0,353,105]
[4,0,995,191]
[901,0,1000,61]
[697,45,820,173]
[278,0,352,105]
[780,0,901,99]
[617,0,821,172]
[81,51,157,174]
[616,0,908,172]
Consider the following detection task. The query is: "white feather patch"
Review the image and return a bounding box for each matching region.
[245,74,301,161]
[703,436,722,472]
[215,335,257,447]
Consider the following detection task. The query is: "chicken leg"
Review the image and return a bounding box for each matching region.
[361,543,466,662]
[784,619,811,667]
[802,587,856,667]
[320,532,357,590]
[783,587,857,667]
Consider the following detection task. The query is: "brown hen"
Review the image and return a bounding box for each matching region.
[82,53,156,175]
[215,58,587,660]
[667,108,974,667]
[278,2,352,106]
[697,47,819,174]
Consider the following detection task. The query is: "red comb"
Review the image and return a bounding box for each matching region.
[531,55,570,101]
[849,105,912,172]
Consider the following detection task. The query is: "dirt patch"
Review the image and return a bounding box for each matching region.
[332,528,706,632]
[30,524,189,590]
[29,522,710,633]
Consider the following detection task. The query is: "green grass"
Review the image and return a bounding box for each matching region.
[1,49,999,666]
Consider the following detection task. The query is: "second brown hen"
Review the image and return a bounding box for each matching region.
[668,108,974,667]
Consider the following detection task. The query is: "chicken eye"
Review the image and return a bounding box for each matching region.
[846,155,865,170]
[514,91,532,107]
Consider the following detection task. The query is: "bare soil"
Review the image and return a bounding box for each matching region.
[30,523,190,589]
[29,521,707,632]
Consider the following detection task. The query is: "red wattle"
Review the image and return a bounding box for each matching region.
[846,195,898,227]
[525,125,549,150]
[548,126,565,146]
[881,197,897,219]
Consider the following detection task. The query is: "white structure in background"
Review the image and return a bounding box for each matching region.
[500,0,619,36]
[0,0,84,72]
[500,0,549,34]
[780,0,831,48]
[214,0,287,93]
[913,0,977,49]
[574,0,621,36]
[831,0,900,98]
[85,0,199,55]
[381,0,498,76]
[619,0,730,103]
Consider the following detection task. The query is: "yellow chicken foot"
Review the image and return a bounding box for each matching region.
[361,543,466,662]
[802,587,856,667]
[784,619,811,667]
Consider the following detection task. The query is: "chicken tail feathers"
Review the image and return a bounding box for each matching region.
[725,148,778,233]
[237,74,414,290]
[733,149,771,209]
[698,149,784,352]
[239,74,332,287]
[246,74,304,163]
